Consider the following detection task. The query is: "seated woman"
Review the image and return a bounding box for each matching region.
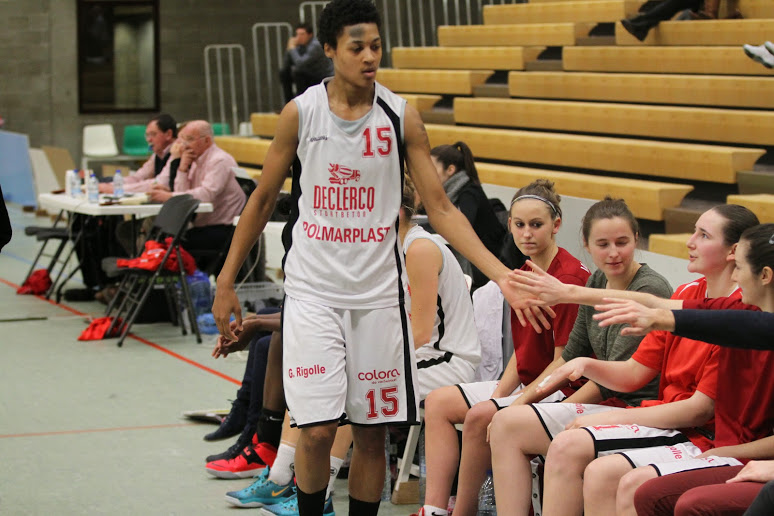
[419,191,672,516]
[620,0,719,42]
[491,204,759,515]
[427,141,510,290]
[581,223,774,516]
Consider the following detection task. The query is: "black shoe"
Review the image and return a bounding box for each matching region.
[203,399,248,442]
[620,18,650,42]
[205,423,256,463]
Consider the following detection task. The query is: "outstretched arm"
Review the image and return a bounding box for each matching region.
[536,356,658,396]
[212,102,298,340]
[403,105,552,330]
[510,260,680,309]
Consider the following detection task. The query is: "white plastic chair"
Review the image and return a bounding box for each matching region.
[81,124,119,170]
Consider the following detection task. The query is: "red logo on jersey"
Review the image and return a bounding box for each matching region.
[328,163,361,185]
[358,369,400,381]
[667,446,684,460]
[289,364,326,379]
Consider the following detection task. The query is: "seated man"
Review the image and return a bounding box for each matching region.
[150,120,246,274]
[101,114,178,258]
[99,113,178,195]
[279,23,333,103]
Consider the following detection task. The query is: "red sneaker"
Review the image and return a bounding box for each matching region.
[206,441,277,479]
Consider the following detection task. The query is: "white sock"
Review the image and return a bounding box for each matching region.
[326,456,344,498]
[422,505,448,515]
[268,443,296,486]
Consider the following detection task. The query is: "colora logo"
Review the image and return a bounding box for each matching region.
[358,369,400,381]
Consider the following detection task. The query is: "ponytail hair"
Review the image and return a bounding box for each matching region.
[401,175,416,217]
[430,141,480,185]
[739,223,774,275]
[510,179,562,220]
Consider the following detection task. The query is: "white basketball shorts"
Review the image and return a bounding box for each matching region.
[457,380,566,410]
[282,295,420,427]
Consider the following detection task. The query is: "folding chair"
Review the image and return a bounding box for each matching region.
[23,211,83,299]
[101,195,202,347]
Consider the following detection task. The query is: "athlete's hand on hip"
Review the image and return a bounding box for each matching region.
[212,284,242,342]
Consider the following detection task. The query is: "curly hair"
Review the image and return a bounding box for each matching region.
[318,0,381,50]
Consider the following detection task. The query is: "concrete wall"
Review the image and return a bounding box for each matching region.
[0,0,308,164]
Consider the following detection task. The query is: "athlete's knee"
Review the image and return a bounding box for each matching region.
[583,457,622,498]
[352,425,386,457]
[299,424,337,453]
[425,386,462,423]
[463,401,496,436]
[545,429,593,470]
[618,467,656,505]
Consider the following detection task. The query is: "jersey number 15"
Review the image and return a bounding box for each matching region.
[362,126,392,158]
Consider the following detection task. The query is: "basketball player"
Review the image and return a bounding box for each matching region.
[212,1,539,514]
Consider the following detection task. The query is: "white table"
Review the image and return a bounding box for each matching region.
[38,193,213,217]
[35,194,213,300]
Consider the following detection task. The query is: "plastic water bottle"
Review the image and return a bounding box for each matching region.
[87,172,99,203]
[381,429,392,502]
[477,470,497,516]
[418,425,427,505]
[113,169,124,197]
[70,169,81,197]
[187,270,212,316]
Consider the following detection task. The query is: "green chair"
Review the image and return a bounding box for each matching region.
[122,124,150,156]
[212,123,231,136]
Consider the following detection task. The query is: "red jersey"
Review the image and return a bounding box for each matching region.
[510,247,590,387]
[632,278,724,451]
[683,296,774,450]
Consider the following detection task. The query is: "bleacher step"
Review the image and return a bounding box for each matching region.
[664,207,704,234]
[737,171,774,195]
[483,0,644,25]
[473,84,510,98]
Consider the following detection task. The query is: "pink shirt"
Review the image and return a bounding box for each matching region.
[156,143,245,227]
[124,143,174,193]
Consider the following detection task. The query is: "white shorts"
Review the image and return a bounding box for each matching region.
[457,380,566,410]
[416,350,476,401]
[282,296,420,427]
[531,403,622,440]
[647,455,743,477]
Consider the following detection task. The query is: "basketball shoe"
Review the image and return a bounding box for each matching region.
[206,441,278,479]
[259,491,335,516]
[224,467,295,507]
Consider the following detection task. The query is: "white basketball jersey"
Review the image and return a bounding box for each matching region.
[404,226,482,368]
[282,79,407,309]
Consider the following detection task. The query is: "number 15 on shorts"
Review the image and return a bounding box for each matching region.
[366,386,399,419]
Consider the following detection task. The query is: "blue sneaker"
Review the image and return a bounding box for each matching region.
[224,467,295,508]
[259,491,335,515]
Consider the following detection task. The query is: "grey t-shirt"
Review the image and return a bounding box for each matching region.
[562,264,673,406]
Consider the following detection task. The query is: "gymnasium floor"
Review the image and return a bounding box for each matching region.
[0,203,417,516]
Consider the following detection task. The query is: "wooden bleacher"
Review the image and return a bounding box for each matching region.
[738,0,774,19]
[424,124,764,183]
[482,0,643,25]
[437,23,589,47]
[240,0,774,240]
[507,72,774,109]
[727,194,774,223]
[240,165,292,193]
[649,233,691,259]
[377,69,493,95]
[215,136,271,166]
[249,95,443,137]
[391,47,545,71]
[615,19,774,46]
[475,163,692,221]
[453,98,774,146]
[563,46,774,75]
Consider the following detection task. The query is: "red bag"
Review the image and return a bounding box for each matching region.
[116,238,196,275]
[78,316,124,340]
[17,269,52,295]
